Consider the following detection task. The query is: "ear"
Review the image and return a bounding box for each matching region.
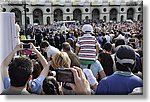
[28,75,33,81]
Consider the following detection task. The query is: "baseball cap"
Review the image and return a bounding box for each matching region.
[82,24,93,33]
[115,45,136,65]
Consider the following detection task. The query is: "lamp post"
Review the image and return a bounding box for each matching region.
[22,0,27,38]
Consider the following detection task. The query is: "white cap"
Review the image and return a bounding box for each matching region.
[82,24,93,33]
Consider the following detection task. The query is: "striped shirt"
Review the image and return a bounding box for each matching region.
[76,34,98,61]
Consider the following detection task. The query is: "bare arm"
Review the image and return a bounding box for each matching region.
[75,46,80,55]
[30,43,49,77]
[1,44,23,80]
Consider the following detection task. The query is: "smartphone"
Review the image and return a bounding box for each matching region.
[55,68,74,83]
[129,38,136,43]
[23,44,31,49]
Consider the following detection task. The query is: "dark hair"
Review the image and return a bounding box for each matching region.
[40,40,49,48]
[115,39,125,48]
[32,61,43,79]
[98,52,114,76]
[103,43,112,52]
[42,76,60,95]
[8,58,32,87]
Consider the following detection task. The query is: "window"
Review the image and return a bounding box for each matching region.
[26,8,29,12]
[85,8,89,12]
[138,7,141,11]
[121,8,124,12]
[66,8,70,12]
[2,8,6,12]
[103,8,107,12]
[46,8,50,12]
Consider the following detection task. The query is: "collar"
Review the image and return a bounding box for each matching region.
[114,71,134,76]
[83,33,92,37]
[46,45,51,52]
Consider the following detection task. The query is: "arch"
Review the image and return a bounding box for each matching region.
[33,8,43,25]
[54,9,63,22]
[92,8,100,22]
[127,8,135,20]
[109,8,118,22]
[10,8,22,25]
[47,16,50,25]
[73,9,82,21]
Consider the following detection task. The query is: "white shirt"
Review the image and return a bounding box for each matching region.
[46,45,60,58]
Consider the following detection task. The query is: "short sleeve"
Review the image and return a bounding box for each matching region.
[3,77,10,89]
[28,75,45,94]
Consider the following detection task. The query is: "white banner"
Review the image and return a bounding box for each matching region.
[0,12,17,93]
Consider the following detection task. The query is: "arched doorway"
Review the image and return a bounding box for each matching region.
[127,8,134,20]
[103,16,106,22]
[73,9,82,21]
[47,16,50,25]
[110,8,118,22]
[121,15,124,22]
[33,8,43,25]
[92,9,100,22]
[10,8,22,25]
[66,16,70,21]
[137,14,142,21]
[54,9,63,22]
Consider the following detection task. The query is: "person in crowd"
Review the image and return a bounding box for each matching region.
[62,42,80,67]
[66,38,75,52]
[40,40,60,61]
[42,76,60,95]
[98,43,114,76]
[95,45,143,95]
[75,24,106,81]
[1,43,49,94]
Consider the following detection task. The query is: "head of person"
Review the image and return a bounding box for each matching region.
[103,43,112,53]
[115,45,136,72]
[31,59,43,79]
[62,42,71,52]
[115,39,125,48]
[51,52,71,68]
[66,38,75,49]
[82,24,93,34]
[40,40,50,52]
[8,57,33,87]
[42,76,60,95]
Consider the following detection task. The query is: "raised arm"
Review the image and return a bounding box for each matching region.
[29,43,49,77]
[1,44,23,81]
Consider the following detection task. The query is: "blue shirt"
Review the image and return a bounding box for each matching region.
[95,71,143,95]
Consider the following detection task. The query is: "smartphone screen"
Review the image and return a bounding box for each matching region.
[129,38,136,43]
[55,68,74,83]
[23,44,31,49]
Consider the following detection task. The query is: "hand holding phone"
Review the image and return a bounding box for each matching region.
[23,43,32,49]
[55,68,74,83]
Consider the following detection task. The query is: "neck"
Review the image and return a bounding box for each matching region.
[10,85,27,90]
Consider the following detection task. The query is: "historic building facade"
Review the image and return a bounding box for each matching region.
[1,0,143,26]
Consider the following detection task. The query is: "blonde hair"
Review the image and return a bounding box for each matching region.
[51,52,71,68]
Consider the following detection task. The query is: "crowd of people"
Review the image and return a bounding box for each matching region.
[1,20,143,95]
